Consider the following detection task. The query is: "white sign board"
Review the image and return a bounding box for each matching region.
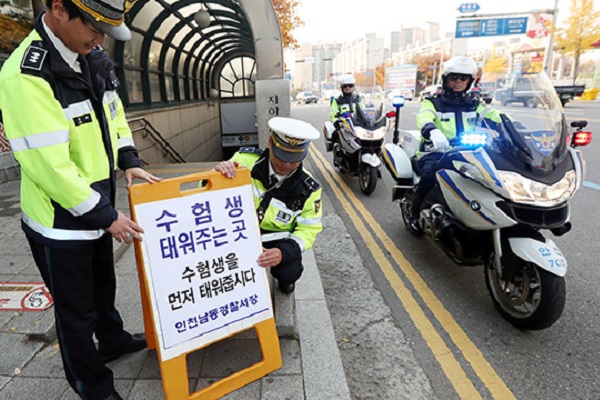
[385,65,418,92]
[134,183,273,361]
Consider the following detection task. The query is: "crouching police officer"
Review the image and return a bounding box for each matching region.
[216,117,323,294]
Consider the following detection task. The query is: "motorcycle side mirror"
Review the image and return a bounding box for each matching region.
[386,110,396,118]
[571,120,588,129]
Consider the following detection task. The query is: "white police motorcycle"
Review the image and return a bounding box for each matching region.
[323,104,393,195]
[382,73,592,330]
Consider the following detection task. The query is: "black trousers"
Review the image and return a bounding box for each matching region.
[263,240,304,285]
[27,233,131,400]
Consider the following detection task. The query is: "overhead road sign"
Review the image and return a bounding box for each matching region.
[455,17,528,38]
[458,3,480,13]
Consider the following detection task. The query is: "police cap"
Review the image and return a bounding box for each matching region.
[269,117,320,163]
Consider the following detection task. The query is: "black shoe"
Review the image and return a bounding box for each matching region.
[101,333,147,363]
[407,215,423,236]
[279,282,295,295]
[101,391,123,400]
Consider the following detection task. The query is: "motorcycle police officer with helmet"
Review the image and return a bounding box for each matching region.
[215,117,323,295]
[328,75,366,149]
[408,56,502,234]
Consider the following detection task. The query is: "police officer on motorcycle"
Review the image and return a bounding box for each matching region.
[329,75,366,146]
[408,56,502,234]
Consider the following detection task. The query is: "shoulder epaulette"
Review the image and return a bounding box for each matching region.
[302,175,321,192]
[239,147,263,156]
[21,41,47,74]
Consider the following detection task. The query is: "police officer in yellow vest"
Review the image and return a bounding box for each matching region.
[328,75,366,148]
[0,0,162,398]
[409,56,502,234]
[216,117,323,295]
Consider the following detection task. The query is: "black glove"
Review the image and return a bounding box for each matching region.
[421,122,437,139]
[334,120,342,130]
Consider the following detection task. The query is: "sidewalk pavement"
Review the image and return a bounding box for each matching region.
[0,163,351,400]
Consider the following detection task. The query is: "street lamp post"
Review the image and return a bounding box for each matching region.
[542,0,559,75]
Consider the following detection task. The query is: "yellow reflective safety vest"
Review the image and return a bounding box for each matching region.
[416,92,502,141]
[0,19,141,244]
[330,93,366,122]
[230,148,323,255]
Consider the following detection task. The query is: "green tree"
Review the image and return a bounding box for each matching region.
[553,0,600,83]
[272,0,304,50]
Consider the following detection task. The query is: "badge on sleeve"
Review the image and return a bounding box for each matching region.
[21,47,47,71]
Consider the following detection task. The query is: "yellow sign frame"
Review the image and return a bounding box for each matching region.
[129,169,282,399]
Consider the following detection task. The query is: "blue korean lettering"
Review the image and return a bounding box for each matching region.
[539,247,552,257]
[178,231,196,255]
[155,210,178,232]
[191,201,212,225]
[219,304,229,317]
[160,236,179,259]
[175,320,186,333]
[212,226,228,247]
[232,220,248,241]
[194,228,211,250]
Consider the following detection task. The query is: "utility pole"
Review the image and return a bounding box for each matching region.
[542,0,559,75]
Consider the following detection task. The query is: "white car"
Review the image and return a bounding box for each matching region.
[296,91,318,104]
[419,85,443,101]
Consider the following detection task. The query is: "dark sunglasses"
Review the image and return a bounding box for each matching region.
[448,73,470,82]
[342,84,354,89]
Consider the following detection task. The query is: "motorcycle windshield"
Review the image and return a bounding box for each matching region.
[353,104,386,130]
[484,72,569,171]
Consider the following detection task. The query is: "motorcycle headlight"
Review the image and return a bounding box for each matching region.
[354,127,369,139]
[498,170,577,206]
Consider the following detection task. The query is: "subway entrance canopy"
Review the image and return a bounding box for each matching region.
[103,0,284,110]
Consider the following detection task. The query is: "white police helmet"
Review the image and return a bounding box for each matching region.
[269,117,320,163]
[441,56,478,91]
[442,56,478,79]
[340,75,356,88]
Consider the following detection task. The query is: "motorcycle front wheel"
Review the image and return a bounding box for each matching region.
[359,164,378,195]
[484,253,565,330]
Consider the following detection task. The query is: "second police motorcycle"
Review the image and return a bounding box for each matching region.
[323,99,392,195]
[382,71,592,330]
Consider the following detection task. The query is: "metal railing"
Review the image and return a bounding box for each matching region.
[128,117,186,163]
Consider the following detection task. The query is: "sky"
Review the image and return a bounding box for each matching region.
[292,0,595,47]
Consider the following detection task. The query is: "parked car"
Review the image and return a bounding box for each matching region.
[387,88,414,101]
[419,85,442,101]
[296,91,318,104]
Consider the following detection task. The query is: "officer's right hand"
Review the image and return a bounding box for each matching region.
[107,210,144,244]
[215,160,239,179]
[430,129,450,152]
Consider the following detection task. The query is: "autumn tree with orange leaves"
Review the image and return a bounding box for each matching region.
[271,0,304,50]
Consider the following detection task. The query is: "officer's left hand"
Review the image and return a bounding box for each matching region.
[124,167,163,188]
[257,247,282,268]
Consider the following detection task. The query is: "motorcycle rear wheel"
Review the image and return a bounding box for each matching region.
[359,165,377,195]
[484,254,565,330]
